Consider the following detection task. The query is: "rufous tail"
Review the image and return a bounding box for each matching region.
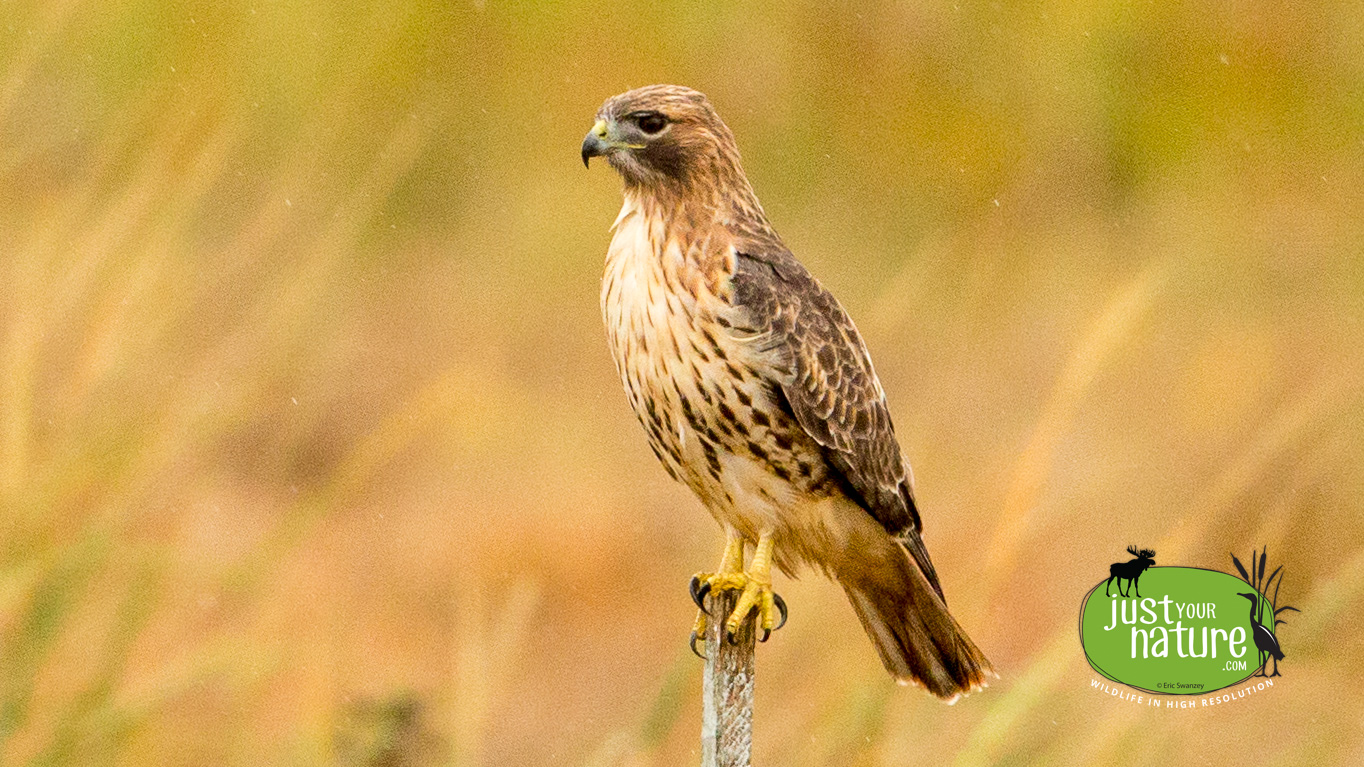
[842,539,994,700]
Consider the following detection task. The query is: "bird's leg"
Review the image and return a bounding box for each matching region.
[724,533,788,644]
[695,532,749,599]
[688,532,747,657]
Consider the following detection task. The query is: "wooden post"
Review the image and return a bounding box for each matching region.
[701,589,754,767]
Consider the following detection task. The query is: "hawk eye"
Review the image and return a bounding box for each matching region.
[635,112,668,135]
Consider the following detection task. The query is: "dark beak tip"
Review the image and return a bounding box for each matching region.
[581,132,606,169]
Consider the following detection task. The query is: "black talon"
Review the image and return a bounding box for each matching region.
[690,577,711,612]
[759,628,771,643]
[689,631,706,659]
[727,629,739,645]
[773,593,789,631]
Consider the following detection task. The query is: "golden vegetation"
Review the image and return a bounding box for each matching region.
[1,1,1361,765]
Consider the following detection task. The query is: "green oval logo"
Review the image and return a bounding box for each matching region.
[1079,567,1275,694]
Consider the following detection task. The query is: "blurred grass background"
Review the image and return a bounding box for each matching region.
[1,0,1362,764]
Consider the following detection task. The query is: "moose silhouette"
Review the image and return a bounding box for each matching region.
[1105,546,1156,598]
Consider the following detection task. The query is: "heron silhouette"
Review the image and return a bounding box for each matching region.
[1237,592,1284,677]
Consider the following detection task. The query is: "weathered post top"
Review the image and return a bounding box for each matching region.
[701,589,755,767]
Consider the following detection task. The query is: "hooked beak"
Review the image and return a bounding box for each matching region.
[581,119,610,168]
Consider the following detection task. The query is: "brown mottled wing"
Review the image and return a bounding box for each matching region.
[728,245,945,599]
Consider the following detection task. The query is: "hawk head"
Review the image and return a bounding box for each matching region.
[582,85,744,193]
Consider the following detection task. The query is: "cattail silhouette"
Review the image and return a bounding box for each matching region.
[1231,547,1298,678]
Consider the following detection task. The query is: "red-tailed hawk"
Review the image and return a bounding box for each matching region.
[582,84,992,699]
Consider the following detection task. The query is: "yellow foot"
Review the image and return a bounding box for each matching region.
[725,572,788,643]
[688,571,744,658]
[690,606,708,658]
[687,570,788,657]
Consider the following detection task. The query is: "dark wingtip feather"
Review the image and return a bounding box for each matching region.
[900,531,946,603]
